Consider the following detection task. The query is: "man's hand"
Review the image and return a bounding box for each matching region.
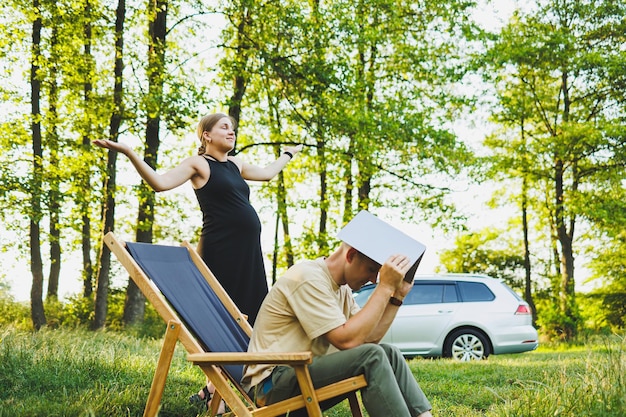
[378,254,412,292]
[395,278,414,299]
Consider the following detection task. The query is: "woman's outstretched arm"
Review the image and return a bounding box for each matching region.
[93,139,204,192]
[237,144,303,181]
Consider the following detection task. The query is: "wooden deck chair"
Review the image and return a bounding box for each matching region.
[103,232,367,417]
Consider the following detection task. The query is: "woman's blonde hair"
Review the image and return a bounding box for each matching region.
[196,113,237,155]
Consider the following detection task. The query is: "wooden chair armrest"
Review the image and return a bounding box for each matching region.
[188,352,313,366]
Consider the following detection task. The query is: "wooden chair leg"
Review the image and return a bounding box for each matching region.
[348,392,363,417]
[293,365,323,417]
[143,320,181,417]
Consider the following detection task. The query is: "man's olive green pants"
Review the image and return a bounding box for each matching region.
[255,343,432,417]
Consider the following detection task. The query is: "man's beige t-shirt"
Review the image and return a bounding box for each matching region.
[241,257,360,391]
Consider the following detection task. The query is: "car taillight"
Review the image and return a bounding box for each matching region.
[515,305,531,315]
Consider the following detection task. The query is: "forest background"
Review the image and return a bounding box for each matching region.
[0,0,624,339]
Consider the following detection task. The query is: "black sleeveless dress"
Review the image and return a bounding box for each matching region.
[194,157,268,325]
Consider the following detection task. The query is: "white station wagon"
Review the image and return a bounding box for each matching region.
[353,273,539,361]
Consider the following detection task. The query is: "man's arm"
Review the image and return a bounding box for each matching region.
[324,255,411,350]
[364,280,414,343]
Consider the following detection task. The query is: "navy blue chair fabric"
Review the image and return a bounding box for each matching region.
[125,242,249,382]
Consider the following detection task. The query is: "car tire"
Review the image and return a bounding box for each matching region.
[444,328,491,361]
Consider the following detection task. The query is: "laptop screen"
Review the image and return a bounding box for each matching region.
[337,210,426,282]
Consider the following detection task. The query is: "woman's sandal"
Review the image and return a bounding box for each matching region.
[189,385,229,415]
[189,385,211,411]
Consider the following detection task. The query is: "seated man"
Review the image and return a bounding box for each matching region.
[241,240,433,417]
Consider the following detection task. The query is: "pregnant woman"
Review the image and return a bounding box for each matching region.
[94,112,301,411]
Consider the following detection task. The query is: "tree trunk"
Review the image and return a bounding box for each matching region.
[93,143,118,329]
[272,211,279,284]
[270,171,294,285]
[521,177,537,325]
[47,149,61,300]
[227,6,252,153]
[277,172,293,266]
[520,119,536,325]
[81,0,94,298]
[555,157,576,338]
[555,67,577,339]
[342,141,354,225]
[357,168,371,211]
[93,0,125,329]
[30,0,46,330]
[123,0,167,325]
[317,134,328,253]
[229,72,247,147]
[47,26,61,300]
[82,215,93,298]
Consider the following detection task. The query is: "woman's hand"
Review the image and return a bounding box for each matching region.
[93,139,131,155]
[284,143,303,157]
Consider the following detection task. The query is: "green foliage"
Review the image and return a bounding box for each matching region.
[56,294,95,327]
[0,290,166,338]
[480,0,626,338]
[578,288,626,333]
[0,298,31,330]
[438,227,526,290]
[232,0,479,235]
[583,187,626,291]
[1,0,624,344]
[534,292,582,341]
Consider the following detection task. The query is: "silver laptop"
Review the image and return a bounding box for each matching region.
[337,210,426,282]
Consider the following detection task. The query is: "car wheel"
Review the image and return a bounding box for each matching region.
[444,328,490,361]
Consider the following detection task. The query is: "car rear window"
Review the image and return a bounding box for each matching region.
[457,281,495,302]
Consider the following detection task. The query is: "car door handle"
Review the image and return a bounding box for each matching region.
[438,310,453,314]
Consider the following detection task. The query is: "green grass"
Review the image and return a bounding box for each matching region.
[412,341,626,417]
[0,326,624,417]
